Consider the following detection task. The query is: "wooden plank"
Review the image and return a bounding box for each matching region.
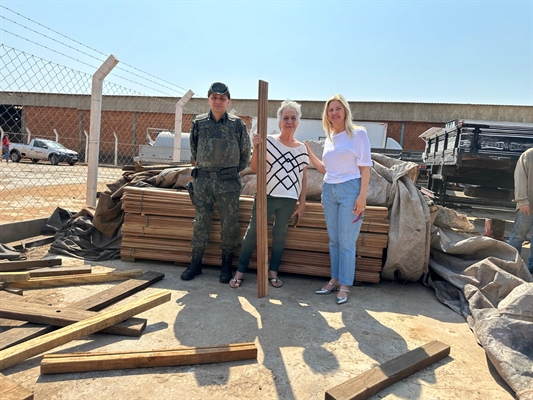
[122,219,387,253]
[325,341,450,400]
[120,239,382,273]
[0,289,171,371]
[121,190,389,228]
[0,259,61,272]
[10,269,143,289]
[7,235,54,251]
[0,324,55,351]
[0,299,146,337]
[40,342,257,374]
[0,372,33,400]
[28,266,92,278]
[70,271,165,311]
[0,271,164,350]
[256,79,269,298]
[120,187,388,283]
[0,272,30,283]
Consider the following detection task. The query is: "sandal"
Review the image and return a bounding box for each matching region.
[316,281,339,294]
[336,289,350,305]
[269,278,283,288]
[229,277,243,288]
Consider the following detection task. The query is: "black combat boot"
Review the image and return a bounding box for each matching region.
[181,248,204,281]
[219,249,234,283]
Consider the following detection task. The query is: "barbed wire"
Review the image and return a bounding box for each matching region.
[0,5,190,96]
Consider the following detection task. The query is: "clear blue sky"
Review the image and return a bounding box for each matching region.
[1,0,532,105]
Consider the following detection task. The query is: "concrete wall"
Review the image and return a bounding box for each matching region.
[0,218,47,243]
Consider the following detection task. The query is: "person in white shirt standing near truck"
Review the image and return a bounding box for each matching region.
[508,147,533,273]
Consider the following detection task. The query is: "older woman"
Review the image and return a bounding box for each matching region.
[305,94,372,304]
[230,100,309,288]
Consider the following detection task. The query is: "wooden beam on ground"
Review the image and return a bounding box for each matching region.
[7,235,55,251]
[325,340,450,400]
[0,272,29,283]
[0,289,171,371]
[28,266,92,278]
[0,271,164,350]
[0,299,146,337]
[69,271,165,311]
[40,342,257,374]
[0,372,33,400]
[0,259,61,272]
[9,269,143,289]
[256,79,269,298]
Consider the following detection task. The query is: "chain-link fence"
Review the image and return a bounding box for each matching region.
[1,44,203,223]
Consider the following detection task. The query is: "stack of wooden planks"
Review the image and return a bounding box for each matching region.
[121,187,389,283]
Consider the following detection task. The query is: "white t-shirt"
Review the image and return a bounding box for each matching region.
[266,135,309,199]
[322,129,373,184]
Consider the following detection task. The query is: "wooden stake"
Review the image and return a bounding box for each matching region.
[0,289,171,371]
[256,79,269,298]
[40,342,257,374]
[325,340,450,400]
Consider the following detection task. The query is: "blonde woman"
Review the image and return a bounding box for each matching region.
[305,94,372,305]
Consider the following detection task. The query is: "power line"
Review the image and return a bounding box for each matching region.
[0,39,176,98]
[0,5,190,95]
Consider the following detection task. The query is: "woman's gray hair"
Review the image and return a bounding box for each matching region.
[277,100,302,126]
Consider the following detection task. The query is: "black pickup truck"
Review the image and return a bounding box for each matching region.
[421,119,533,205]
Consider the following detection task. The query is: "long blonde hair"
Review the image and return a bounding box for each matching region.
[322,94,363,141]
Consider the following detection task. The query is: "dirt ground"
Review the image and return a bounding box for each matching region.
[1,230,519,400]
[0,177,524,399]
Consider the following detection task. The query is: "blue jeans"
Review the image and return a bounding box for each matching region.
[237,195,296,273]
[322,178,363,287]
[508,210,533,271]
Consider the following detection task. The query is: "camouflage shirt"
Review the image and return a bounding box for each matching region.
[190,111,251,172]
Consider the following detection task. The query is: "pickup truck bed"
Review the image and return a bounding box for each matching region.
[422,119,533,204]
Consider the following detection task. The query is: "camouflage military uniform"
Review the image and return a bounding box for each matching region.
[190,110,251,251]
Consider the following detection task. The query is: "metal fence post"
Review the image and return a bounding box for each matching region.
[84,130,89,164]
[53,129,59,142]
[173,90,194,163]
[86,55,119,207]
[113,132,118,166]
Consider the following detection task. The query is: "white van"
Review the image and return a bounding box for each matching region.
[134,131,191,164]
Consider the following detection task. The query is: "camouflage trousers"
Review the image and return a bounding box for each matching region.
[190,176,241,250]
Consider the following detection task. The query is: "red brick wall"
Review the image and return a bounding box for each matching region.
[25,106,79,142]
[355,119,445,151]
[25,107,192,160]
[385,121,444,150]
[24,106,435,160]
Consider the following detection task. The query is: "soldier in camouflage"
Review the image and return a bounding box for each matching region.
[181,82,251,283]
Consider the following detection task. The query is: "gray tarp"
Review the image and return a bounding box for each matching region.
[429,227,533,399]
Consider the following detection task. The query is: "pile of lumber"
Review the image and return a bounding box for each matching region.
[0,263,171,396]
[0,260,258,395]
[121,187,389,283]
